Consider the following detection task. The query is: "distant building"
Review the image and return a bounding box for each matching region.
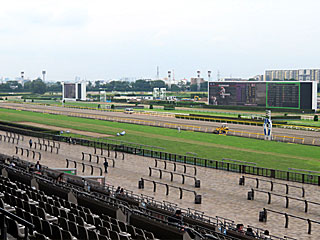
[251,75,264,81]
[190,77,205,85]
[190,77,205,91]
[62,82,86,101]
[265,69,320,82]
[220,78,248,81]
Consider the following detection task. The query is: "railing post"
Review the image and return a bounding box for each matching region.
[179,187,183,199]
[170,172,173,181]
[166,184,169,195]
[307,219,311,234]
[267,192,271,204]
[284,213,289,228]
[164,161,167,170]
[149,167,152,177]
[159,169,162,179]
[153,181,156,192]
[286,196,289,208]
[305,200,308,213]
[182,175,185,184]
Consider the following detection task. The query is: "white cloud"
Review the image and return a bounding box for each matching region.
[0,0,320,80]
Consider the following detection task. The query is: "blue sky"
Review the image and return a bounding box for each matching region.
[1,0,320,81]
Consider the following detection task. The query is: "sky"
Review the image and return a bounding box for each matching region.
[1,0,320,81]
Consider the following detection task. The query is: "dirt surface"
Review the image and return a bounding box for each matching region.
[17,122,113,138]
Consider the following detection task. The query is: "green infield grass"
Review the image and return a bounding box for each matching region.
[0,107,319,172]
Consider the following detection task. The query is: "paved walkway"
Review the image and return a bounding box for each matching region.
[0,131,319,239]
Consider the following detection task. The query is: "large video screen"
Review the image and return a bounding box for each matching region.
[208,81,315,110]
[64,83,76,99]
[266,83,300,108]
[209,82,266,107]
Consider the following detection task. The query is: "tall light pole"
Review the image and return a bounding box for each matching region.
[197,70,201,91]
[21,71,24,81]
[208,70,212,81]
[168,71,171,89]
[42,70,46,82]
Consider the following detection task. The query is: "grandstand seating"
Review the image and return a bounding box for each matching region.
[0,151,284,240]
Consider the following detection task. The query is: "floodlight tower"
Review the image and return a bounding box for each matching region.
[156,66,159,79]
[197,70,201,91]
[42,70,46,82]
[168,71,171,89]
[21,71,24,81]
[208,70,212,81]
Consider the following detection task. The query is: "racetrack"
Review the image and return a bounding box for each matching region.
[1,102,319,146]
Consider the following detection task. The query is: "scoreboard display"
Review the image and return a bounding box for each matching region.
[63,83,76,99]
[208,81,317,110]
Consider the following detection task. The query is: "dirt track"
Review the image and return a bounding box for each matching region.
[17,122,113,138]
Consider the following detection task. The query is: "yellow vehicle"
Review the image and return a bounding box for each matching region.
[213,123,229,134]
[124,108,134,114]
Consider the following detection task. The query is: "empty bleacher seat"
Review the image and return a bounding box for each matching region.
[7,218,26,239]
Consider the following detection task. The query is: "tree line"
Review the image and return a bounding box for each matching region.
[0,79,208,94]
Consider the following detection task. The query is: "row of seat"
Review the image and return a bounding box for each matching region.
[1,175,157,240]
[1,181,107,240]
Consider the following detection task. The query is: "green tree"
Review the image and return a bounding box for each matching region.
[30,78,47,94]
[47,82,62,92]
[170,84,180,91]
[200,81,208,91]
[190,84,198,91]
